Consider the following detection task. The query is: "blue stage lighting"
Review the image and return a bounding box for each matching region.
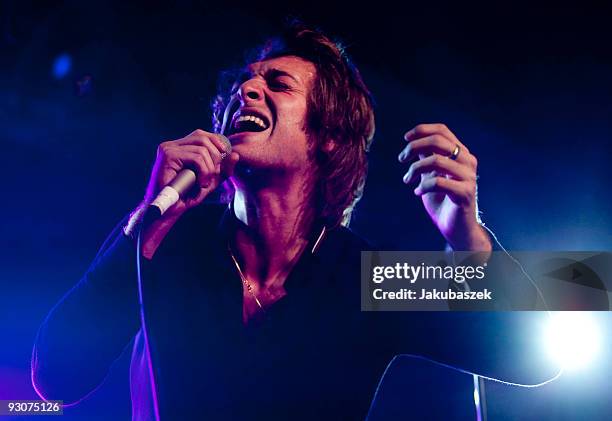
[52,53,72,79]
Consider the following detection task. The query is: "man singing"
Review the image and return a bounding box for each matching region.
[32,22,492,420]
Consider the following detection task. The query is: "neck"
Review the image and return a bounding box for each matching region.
[231,169,316,288]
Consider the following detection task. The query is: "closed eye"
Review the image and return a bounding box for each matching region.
[268,79,291,91]
[265,69,298,92]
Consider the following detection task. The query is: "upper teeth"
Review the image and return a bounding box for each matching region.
[235,115,267,129]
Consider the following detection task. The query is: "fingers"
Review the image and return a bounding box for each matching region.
[145,129,237,217]
[399,123,479,205]
[402,154,474,185]
[398,134,476,168]
[178,145,220,174]
[158,146,216,189]
[404,123,469,153]
[222,152,240,178]
[413,176,475,207]
[399,122,478,176]
[157,129,233,191]
[176,129,232,154]
[184,152,240,207]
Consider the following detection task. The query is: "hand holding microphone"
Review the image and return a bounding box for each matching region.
[146,96,239,218]
[131,96,239,258]
[130,129,238,259]
[145,129,238,218]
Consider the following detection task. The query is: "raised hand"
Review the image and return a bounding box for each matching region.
[399,123,491,251]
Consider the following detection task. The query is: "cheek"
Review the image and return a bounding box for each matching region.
[278,98,309,126]
[281,112,306,128]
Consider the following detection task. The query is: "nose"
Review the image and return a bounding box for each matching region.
[237,78,264,104]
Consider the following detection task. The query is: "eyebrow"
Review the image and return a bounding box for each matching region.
[235,67,300,86]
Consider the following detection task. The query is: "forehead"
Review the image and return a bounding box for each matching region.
[245,56,316,84]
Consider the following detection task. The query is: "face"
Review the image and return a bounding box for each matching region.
[225,56,317,174]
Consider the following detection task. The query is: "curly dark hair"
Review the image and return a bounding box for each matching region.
[212,21,375,228]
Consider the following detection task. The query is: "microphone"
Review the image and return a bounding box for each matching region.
[148,95,238,219]
[149,135,232,217]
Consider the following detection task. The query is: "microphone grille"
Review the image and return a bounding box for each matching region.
[219,134,232,154]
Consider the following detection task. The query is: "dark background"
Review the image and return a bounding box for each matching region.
[1,0,611,419]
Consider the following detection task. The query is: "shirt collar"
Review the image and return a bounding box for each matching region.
[218,202,328,256]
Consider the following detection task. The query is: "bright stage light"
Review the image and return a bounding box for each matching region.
[543,312,601,370]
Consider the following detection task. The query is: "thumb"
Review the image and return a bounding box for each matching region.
[221,152,240,178]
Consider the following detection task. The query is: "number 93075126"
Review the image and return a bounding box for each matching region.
[0,400,63,416]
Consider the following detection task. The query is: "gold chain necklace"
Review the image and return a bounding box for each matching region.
[228,245,264,310]
[227,226,327,313]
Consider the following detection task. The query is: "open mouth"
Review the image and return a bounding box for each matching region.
[228,111,271,136]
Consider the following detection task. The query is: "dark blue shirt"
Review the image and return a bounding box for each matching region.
[33,204,546,420]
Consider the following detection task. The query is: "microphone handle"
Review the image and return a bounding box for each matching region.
[148,128,233,217]
[149,168,197,216]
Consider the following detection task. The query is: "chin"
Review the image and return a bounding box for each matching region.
[227,130,269,145]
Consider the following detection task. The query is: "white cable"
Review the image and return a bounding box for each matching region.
[367,223,566,420]
[132,96,239,420]
[366,353,565,420]
[480,223,552,314]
